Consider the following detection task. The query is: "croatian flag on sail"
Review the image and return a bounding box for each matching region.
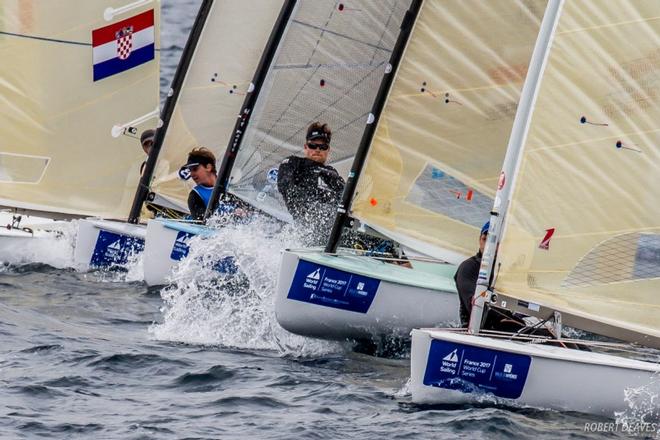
[92,10,155,82]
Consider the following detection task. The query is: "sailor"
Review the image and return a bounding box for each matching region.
[180,148,252,223]
[277,122,345,244]
[180,147,218,221]
[454,221,490,327]
[139,129,156,176]
[454,221,525,330]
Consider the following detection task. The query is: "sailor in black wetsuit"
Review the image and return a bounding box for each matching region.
[277,122,345,245]
[454,221,525,331]
[454,221,490,327]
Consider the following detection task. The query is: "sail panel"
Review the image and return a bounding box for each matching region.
[150,0,286,209]
[495,1,660,340]
[349,0,546,262]
[0,1,159,219]
[228,0,409,222]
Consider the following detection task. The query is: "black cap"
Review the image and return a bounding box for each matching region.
[306,130,330,143]
[140,129,156,145]
[180,152,214,170]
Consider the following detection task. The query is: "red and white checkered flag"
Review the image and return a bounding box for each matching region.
[115,26,134,60]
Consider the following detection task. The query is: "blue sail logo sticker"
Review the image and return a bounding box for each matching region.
[423,339,531,399]
[287,260,380,314]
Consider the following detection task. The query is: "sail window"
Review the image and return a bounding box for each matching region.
[405,165,494,228]
[0,152,49,184]
[634,234,660,280]
[563,233,660,288]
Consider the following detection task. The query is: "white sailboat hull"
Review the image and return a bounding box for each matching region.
[73,219,146,271]
[0,213,71,264]
[143,219,212,286]
[0,226,58,259]
[275,249,459,341]
[143,219,181,286]
[410,329,660,416]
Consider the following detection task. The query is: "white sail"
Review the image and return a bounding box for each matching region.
[494,1,660,342]
[0,1,160,219]
[228,0,409,222]
[348,0,547,263]
[148,0,285,211]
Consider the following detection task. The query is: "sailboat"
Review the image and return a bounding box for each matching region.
[275,0,547,342]
[0,1,159,264]
[411,0,660,415]
[142,0,413,286]
[74,0,289,271]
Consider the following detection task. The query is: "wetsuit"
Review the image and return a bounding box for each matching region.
[454,251,483,327]
[277,156,345,243]
[454,251,524,331]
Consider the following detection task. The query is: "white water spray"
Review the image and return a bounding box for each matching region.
[0,217,76,269]
[149,214,342,357]
[615,373,660,438]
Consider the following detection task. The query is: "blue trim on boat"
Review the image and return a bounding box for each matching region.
[161,220,214,237]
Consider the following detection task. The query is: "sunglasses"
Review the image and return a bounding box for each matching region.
[306,142,330,151]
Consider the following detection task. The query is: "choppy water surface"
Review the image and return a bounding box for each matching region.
[2,216,656,440]
[1,1,658,439]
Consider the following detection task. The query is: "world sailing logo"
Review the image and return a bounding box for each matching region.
[443,349,459,363]
[440,349,459,374]
[105,239,123,259]
[303,268,321,290]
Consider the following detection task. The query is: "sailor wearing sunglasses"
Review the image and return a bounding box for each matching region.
[278,122,345,244]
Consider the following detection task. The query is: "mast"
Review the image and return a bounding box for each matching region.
[324,0,423,254]
[468,0,565,334]
[204,0,298,220]
[127,0,214,224]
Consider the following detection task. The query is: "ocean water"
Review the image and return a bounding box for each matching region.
[1,1,658,439]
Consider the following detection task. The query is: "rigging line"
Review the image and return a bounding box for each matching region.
[238,62,385,179]
[336,111,370,132]
[526,127,660,153]
[0,31,89,46]
[282,62,386,144]
[246,5,395,157]
[238,64,323,169]
[303,2,339,67]
[556,15,660,36]
[292,19,394,54]
[272,61,388,71]
[242,62,385,179]
[237,5,399,178]
[369,0,398,66]
[0,30,163,51]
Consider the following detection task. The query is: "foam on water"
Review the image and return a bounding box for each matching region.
[149,214,342,358]
[83,247,145,284]
[0,216,146,282]
[0,220,76,269]
[615,374,660,438]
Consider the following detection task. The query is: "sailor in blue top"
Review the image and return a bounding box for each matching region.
[180,147,252,223]
[180,147,218,221]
